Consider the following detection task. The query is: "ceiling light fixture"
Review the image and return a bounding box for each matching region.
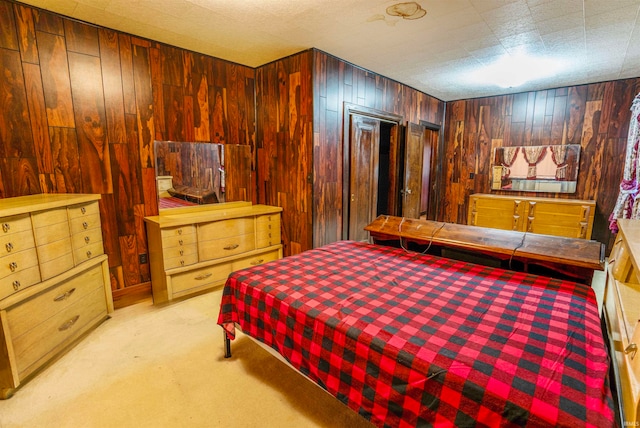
[470,53,565,88]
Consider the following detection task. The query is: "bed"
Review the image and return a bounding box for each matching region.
[217,240,615,427]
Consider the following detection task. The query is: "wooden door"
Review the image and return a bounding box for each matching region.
[401,122,425,219]
[348,115,380,241]
[420,128,437,217]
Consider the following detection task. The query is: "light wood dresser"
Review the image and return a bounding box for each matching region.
[0,193,113,399]
[467,193,596,239]
[144,202,283,304]
[603,219,640,426]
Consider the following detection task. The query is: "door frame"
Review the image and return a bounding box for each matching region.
[420,120,442,221]
[342,103,403,240]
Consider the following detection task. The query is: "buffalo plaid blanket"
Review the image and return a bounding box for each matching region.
[217,241,614,427]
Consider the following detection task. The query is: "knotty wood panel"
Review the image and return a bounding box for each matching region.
[0,48,33,160]
[13,4,38,64]
[0,0,256,306]
[441,78,640,254]
[256,49,445,255]
[68,51,113,194]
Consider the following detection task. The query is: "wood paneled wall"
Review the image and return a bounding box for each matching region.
[256,49,445,255]
[0,1,256,305]
[255,52,314,256]
[441,79,640,253]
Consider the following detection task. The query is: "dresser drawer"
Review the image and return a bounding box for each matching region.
[160,226,197,248]
[198,233,255,260]
[0,214,32,236]
[164,253,199,270]
[0,247,39,281]
[1,228,36,256]
[256,214,281,248]
[232,248,281,271]
[171,262,232,295]
[198,218,254,241]
[163,244,198,269]
[161,224,196,239]
[12,286,108,379]
[38,238,74,280]
[72,241,105,265]
[32,208,69,240]
[71,227,103,251]
[0,265,41,300]
[67,201,100,219]
[68,212,101,236]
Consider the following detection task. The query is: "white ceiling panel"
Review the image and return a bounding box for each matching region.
[16,0,640,101]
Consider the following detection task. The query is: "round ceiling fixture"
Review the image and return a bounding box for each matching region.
[386,2,427,20]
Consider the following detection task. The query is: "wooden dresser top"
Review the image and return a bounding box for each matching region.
[0,194,100,217]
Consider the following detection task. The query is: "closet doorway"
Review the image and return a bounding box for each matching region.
[343,104,435,241]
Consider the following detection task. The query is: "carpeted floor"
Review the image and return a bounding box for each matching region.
[0,289,374,428]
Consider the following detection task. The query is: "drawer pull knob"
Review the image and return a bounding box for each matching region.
[81,207,86,214]
[178,229,183,235]
[180,260,185,266]
[626,343,638,359]
[86,250,92,259]
[224,244,239,250]
[54,288,77,302]
[251,259,265,265]
[179,239,183,245]
[9,261,17,272]
[2,223,9,233]
[58,315,80,331]
[12,280,20,291]
[179,249,184,256]
[5,242,13,253]
[84,236,90,243]
[82,221,88,229]
[195,272,212,280]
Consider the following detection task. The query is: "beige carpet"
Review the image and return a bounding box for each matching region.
[0,289,375,428]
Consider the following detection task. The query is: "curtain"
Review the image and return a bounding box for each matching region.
[550,145,569,180]
[523,146,547,179]
[609,93,640,233]
[501,146,519,179]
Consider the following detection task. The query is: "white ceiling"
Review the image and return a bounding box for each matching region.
[18,0,640,101]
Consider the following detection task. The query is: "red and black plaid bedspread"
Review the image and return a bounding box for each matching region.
[217,241,614,427]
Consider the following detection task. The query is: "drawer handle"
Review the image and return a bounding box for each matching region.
[9,261,17,272]
[626,343,638,359]
[2,223,9,233]
[178,229,183,235]
[83,221,89,229]
[81,207,86,214]
[250,259,264,265]
[195,273,212,280]
[224,244,239,250]
[5,242,13,253]
[179,239,183,246]
[180,260,185,266]
[84,236,90,243]
[58,315,80,331]
[179,249,184,256]
[86,250,92,259]
[54,288,77,302]
[12,280,20,291]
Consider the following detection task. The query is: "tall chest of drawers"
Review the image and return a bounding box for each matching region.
[145,202,283,304]
[0,194,113,399]
[603,219,640,425]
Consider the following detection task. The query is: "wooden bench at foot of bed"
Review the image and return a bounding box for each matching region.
[365,215,605,285]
